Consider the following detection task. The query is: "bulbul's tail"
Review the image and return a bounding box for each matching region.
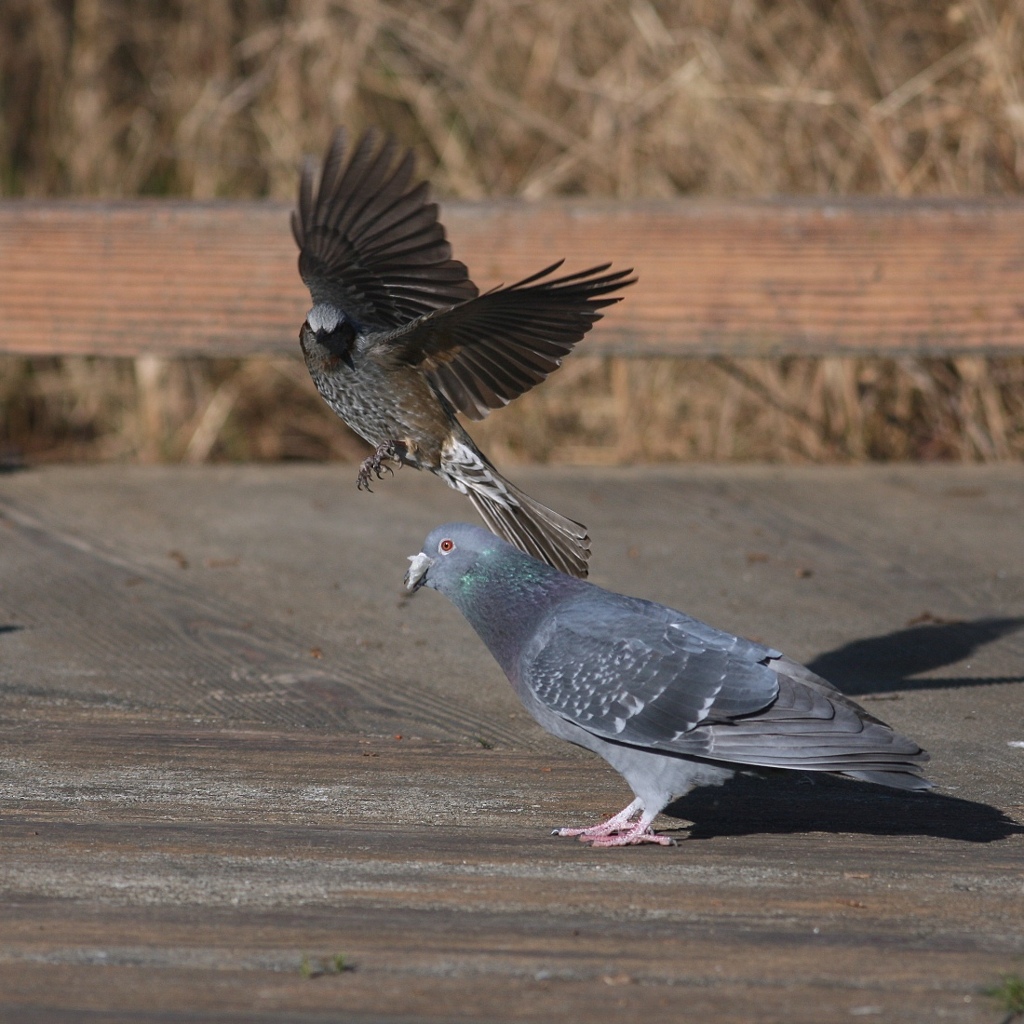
[440,435,590,578]
[468,477,590,579]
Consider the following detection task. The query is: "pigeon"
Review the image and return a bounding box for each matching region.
[405,523,932,847]
[292,127,636,578]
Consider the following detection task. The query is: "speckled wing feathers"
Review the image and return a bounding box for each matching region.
[292,128,478,328]
[522,594,929,782]
[524,602,780,744]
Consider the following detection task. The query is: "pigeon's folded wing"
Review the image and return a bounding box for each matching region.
[384,262,636,420]
[523,599,929,782]
[293,128,478,329]
[521,603,780,746]
[679,670,930,780]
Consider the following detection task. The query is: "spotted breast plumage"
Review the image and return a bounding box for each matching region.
[292,128,636,579]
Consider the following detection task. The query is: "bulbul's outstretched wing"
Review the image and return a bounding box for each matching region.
[293,128,478,330]
[385,261,636,420]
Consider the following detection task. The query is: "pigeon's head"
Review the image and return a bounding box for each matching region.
[405,523,511,595]
[301,303,357,368]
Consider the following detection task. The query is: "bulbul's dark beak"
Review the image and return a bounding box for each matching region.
[404,552,434,593]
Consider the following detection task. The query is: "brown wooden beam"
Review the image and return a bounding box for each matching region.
[3,198,1024,358]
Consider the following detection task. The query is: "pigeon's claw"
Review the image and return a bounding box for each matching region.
[552,799,643,840]
[584,826,677,848]
[357,441,401,492]
[552,799,677,847]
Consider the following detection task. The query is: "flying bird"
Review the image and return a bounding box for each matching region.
[292,128,636,578]
[405,523,931,847]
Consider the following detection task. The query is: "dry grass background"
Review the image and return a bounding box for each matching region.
[2,0,1023,465]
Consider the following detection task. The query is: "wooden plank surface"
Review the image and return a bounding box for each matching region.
[3,199,1024,358]
[1,464,1022,1022]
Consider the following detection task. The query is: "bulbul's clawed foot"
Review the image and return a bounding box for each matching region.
[357,441,402,492]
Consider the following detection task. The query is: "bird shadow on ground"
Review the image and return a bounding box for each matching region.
[0,452,27,473]
[665,771,1022,844]
[805,616,1024,695]
[0,625,23,636]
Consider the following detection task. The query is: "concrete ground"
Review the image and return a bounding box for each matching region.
[1,463,1022,1023]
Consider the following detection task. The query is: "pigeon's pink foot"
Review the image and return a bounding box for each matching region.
[552,799,643,840]
[552,799,677,847]
[585,825,676,847]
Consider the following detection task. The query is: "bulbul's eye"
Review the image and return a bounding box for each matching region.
[439,539,454,553]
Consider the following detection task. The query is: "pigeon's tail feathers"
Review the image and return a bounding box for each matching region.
[440,436,589,578]
[840,768,934,791]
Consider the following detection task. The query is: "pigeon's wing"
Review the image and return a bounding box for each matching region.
[381,262,636,420]
[292,128,478,330]
[523,596,930,786]
[673,666,930,784]
[764,652,891,727]
[521,600,780,746]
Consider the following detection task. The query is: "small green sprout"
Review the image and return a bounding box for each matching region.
[986,974,1024,1023]
[299,952,351,979]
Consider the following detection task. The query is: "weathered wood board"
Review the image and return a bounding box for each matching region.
[3,199,1024,358]
[1,464,1023,1022]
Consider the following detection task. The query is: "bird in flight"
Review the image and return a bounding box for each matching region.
[292,128,635,578]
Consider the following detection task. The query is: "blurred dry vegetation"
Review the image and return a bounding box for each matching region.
[1,0,1023,465]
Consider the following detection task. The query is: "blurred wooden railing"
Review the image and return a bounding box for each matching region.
[2,198,1024,358]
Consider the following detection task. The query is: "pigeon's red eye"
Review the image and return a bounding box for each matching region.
[439,538,454,553]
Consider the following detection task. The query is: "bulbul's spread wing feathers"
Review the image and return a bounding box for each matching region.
[523,595,929,778]
[383,262,637,420]
[293,128,478,329]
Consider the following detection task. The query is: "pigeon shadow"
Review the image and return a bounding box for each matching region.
[665,771,1022,844]
[0,625,23,636]
[805,616,1024,696]
[0,449,27,473]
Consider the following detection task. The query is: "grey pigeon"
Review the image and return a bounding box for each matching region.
[405,523,931,847]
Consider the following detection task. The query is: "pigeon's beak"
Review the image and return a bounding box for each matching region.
[404,552,434,593]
